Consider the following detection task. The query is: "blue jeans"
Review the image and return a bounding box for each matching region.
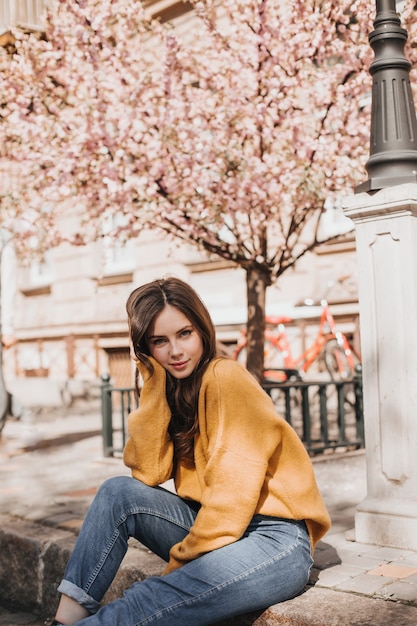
[58,476,313,625]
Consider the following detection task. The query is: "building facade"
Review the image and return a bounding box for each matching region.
[0,0,360,409]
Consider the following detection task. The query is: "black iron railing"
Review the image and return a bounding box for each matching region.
[100,374,139,457]
[262,368,364,454]
[100,369,364,457]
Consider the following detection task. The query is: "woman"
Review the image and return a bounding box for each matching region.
[51,276,330,625]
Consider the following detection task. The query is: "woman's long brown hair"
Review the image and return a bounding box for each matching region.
[126,277,217,461]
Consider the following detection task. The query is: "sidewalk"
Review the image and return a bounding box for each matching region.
[1,404,417,626]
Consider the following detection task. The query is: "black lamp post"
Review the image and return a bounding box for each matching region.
[356,0,417,193]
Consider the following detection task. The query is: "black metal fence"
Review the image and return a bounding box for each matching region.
[100,369,364,457]
[101,374,139,457]
[262,369,364,455]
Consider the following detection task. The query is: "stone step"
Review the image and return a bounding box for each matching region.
[1,515,417,626]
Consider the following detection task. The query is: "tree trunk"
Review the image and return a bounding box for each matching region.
[245,266,270,383]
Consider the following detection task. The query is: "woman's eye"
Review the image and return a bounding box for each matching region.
[152,337,166,346]
[180,329,192,337]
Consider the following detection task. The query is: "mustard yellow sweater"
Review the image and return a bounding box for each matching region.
[123,357,331,574]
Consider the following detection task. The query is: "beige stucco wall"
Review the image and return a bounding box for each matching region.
[2,228,360,409]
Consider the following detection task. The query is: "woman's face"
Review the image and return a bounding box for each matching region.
[147,305,204,379]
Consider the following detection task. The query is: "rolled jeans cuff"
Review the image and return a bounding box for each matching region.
[57,579,100,614]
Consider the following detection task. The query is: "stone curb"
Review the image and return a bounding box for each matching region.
[2,514,417,626]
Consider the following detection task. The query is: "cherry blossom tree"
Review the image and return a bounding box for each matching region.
[2,0,417,381]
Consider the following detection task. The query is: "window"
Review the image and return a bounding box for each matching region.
[0,0,50,31]
[29,254,52,287]
[317,197,354,241]
[99,214,134,283]
[20,251,52,296]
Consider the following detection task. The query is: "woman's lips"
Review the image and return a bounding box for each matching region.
[171,360,189,369]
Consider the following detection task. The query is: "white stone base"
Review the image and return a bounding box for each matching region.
[355,502,417,551]
[344,185,417,553]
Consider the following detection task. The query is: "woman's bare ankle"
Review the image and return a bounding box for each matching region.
[55,593,90,624]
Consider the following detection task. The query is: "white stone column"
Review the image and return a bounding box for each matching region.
[343,183,417,550]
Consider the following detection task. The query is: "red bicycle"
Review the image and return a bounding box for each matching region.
[234,277,360,382]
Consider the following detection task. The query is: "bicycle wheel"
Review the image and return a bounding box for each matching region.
[323,338,360,412]
[235,339,289,370]
[264,338,291,370]
[324,339,357,381]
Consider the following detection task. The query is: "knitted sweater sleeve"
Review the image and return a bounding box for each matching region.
[123,359,174,486]
[164,359,284,574]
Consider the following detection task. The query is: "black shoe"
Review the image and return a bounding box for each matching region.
[50,621,64,625]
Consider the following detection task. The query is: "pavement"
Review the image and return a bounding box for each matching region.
[1,402,417,626]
